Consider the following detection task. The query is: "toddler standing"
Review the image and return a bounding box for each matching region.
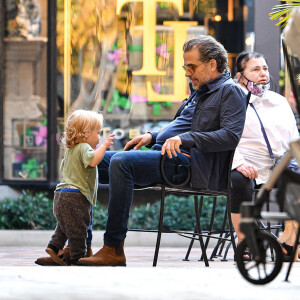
[43,109,114,265]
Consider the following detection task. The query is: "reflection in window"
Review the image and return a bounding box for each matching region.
[3,0,48,180]
[59,1,248,153]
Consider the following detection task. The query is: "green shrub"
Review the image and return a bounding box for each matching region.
[0,190,56,229]
[128,195,227,231]
[92,205,108,230]
[0,190,227,231]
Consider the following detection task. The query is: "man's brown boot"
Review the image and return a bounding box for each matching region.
[77,243,126,266]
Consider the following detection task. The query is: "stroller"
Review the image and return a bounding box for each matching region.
[236,140,300,284]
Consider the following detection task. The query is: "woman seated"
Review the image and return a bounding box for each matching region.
[230,51,299,260]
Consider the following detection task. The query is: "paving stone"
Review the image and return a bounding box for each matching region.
[0,246,300,299]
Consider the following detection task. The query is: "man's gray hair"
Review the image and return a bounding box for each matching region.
[183,35,229,73]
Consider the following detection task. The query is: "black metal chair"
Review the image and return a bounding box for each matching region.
[133,149,237,267]
[183,193,236,263]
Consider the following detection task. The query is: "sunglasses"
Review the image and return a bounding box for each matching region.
[182,62,205,73]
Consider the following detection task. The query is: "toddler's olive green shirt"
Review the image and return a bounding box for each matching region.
[56,143,97,206]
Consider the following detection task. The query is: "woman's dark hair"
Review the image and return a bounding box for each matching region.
[235,51,268,73]
[183,35,229,73]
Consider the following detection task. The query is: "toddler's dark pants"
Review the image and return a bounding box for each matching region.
[48,191,91,263]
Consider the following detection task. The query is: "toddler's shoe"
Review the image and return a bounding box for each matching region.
[61,244,93,259]
[35,245,93,266]
[36,245,69,266]
[63,244,70,262]
[35,256,60,266]
[46,247,67,266]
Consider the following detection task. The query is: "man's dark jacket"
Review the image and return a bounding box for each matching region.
[150,73,247,191]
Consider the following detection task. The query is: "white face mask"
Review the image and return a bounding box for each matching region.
[242,75,270,96]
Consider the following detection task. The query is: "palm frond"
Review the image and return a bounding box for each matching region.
[270,9,292,20]
[275,14,292,28]
[269,1,300,28]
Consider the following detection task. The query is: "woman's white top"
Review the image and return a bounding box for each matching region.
[232,86,299,184]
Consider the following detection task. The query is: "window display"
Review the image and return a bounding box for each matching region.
[0,0,252,183]
[2,0,48,181]
[59,0,247,153]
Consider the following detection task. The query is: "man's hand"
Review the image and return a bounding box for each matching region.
[161,136,182,158]
[124,133,152,151]
[236,163,258,180]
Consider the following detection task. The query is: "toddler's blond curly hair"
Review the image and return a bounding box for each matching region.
[62,110,103,148]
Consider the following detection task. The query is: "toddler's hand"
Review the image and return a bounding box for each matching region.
[103,134,115,149]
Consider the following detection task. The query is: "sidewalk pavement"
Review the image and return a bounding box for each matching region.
[1,245,300,299]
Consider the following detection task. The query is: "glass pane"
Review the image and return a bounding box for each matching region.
[3,0,48,180]
[58,0,247,153]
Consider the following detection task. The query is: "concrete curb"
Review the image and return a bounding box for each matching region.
[0,230,207,248]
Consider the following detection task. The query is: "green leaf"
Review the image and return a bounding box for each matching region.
[270,9,290,20]
[276,14,292,26]
[269,1,300,27]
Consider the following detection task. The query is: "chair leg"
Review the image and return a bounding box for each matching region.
[211,205,228,259]
[183,196,204,261]
[221,232,238,261]
[217,233,228,257]
[153,186,166,267]
[217,197,237,260]
[226,196,237,254]
[183,227,197,261]
[200,197,217,261]
[194,195,209,267]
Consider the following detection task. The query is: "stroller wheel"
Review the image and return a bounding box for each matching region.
[236,232,283,285]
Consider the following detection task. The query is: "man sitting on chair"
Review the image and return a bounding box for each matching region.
[78,34,247,267]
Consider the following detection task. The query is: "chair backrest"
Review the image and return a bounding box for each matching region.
[160,154,190,188]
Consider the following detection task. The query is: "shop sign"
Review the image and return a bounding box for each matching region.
[117,0,197,102]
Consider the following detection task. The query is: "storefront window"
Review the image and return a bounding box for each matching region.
[59,0,248,154]
[2,0,48,181]
[1,0,252,183]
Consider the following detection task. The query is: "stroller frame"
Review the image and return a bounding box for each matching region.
[237,139,300,284]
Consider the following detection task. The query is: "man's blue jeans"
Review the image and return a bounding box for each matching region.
[98,148,191,246]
